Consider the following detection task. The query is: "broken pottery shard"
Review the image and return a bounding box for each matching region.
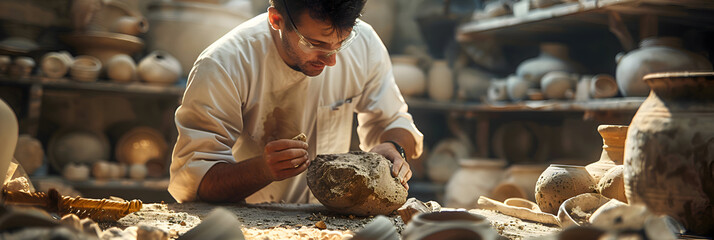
[292,133,307,142]
[307,151,408,216]
[398,198,440,224]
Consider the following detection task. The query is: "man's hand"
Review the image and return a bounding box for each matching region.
[261,139,309,181]
[370,142,411,190]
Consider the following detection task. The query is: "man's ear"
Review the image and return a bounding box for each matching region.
[267,7,283,31]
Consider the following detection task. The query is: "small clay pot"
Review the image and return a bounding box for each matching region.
[540,71,577,99]
[138,50,182,85]
[586,125,627,183]
[106,54,136,83]
[92,161,111,180]
[427,60,454,101]
[535,164,597,214]
[456,67,492,101]
[516,43,576,85]
[14,134,44,175]
[70,55,102,82]
[506,75,531,101]
[403,211,498,240]
[597,165,626,203]
[112,16,149,36]
[487,79,508,102]
[128,164,148,180]
[589,74,618,98]
[63,163,90,181]
[41,51,74,78]
[352,215,398,240]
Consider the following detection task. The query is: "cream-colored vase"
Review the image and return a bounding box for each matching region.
[540,71,577,99]
[106,54,136,83]
[585,125,627,183]
[392,55,426,97]
[428,60,454,101]
[137,50,182,85]
[445,159,505,208]
[616,37,712,97]
[516,43,576,85]
[535,164,597,214]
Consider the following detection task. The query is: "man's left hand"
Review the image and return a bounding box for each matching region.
[370,142,411,190]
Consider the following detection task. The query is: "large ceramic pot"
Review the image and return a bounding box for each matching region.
[535,164,597,214]
[624,72,714,235]
[428,60,454,101]
[392,55,426,97]
[402,211,498,240]
[616,37,712,97]
[585,125,627,183]
[516,43,576,85]
[147,1,252,77]
[445,159,505,208]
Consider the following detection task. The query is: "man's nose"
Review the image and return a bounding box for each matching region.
[319,53,336,66]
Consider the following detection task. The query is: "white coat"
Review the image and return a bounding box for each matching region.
[168,13,424,203]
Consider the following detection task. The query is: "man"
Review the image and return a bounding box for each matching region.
[168,0,423,203]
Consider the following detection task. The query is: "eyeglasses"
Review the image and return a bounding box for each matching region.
[281,0,358,57]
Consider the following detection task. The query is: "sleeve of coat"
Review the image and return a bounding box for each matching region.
[354,23,424,159]
[168,57,244,203]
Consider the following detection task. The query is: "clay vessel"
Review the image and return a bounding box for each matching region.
[147,1,252,76]
[426,138,471,184]
[616,37,712,97]
[0,99,18,187]
[47,128,110,173]
[361,0,395,48]
[506,74,531,101]
[540,71,577,99]
[0,55,10,73]
[128,164,148,180]
[597,165,626,203]
[10,57,35,78]
[115,126,168,166]
[41,51,73,78]
[402,211,498,240]
[392,55,426,97]
[456,67,492,101]
[589,74,618,98]
[516,43,576,85]
[535,164,597,214]
[445,158,505,208]
[307,152,407,216]
[491,164,547,202]
[137,50,182,85]
[427,60,454,101]
[585,125,627,183]
[112,16,149,36]
[351,215,399,240]
[487,79,508,102]
[69,55,102,82]
[623,72,714,235]
[13,134,44,175]
[106,54,136,83]
[63,163,90,181]
[557,193,610,228]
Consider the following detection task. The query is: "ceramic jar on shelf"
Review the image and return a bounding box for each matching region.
[615,37,712,97]
[41,51,74,79]
[516,42,576,86]
[392,55,426,97]
[427,60,454,101]
[137,50,182,85]
[445,159,506,208]
[624,72,714,235]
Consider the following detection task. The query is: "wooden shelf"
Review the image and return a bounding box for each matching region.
[0,75,185,98]
[406,97,645,112]
[457,0,714,43]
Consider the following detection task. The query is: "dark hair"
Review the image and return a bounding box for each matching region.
[271,0,366,34]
